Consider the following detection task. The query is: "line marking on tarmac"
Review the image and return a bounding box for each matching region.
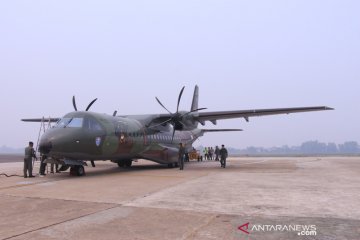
[237,159,270,165]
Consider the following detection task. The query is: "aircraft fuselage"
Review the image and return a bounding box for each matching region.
[39,111,200,164]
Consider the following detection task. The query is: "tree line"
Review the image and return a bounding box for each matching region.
[227,141,360,155]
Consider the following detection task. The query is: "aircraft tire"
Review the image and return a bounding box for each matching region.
[76,165,85,176]
[117,162,125,167]
[70,167,77,176]
[125,160,132,167]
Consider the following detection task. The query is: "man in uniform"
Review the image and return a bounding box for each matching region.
[219,144,228,168]
[24,141,37,178]
[178,143,185,170]
[215,146,220,161]
[39,155,47,176]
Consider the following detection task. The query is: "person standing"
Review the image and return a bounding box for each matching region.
[209,147,214,160]
[219,144,228,168]
[215,146,220,161]
[178,143,185,170]
[203,147,208,160]
[39,155,47,176]
[24,141,37,178]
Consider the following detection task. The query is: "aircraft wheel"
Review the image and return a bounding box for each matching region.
[117,162,125,167]
[125,160,132,167]
[174,162,179,168]
[167,163,174,168]
[70,167,77,176]
[76,165,85,176]
[70,166,85,176]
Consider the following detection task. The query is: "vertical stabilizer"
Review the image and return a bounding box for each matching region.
[191,85,199,112]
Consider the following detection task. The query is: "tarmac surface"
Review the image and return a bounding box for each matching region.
[0,156,359,240]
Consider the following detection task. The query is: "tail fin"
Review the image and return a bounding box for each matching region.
[191,85,199,112]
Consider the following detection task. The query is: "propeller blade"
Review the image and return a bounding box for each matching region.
[156,97,172,114]
[176,86,185,113]
[171,128,176,143]
[86,98,98,111]
[72,96,77,111]
[113,110,117,116]
[147,118,172,128]
[178,120,185,126]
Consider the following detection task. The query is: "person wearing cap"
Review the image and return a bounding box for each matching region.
[24,141,37,178]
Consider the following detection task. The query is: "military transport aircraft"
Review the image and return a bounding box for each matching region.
[22,85,333,176]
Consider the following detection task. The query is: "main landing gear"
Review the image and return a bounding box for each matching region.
[117,159,132,168]
[70,165,85,176]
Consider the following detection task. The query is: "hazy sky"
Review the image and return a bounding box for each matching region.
[0,1,359,149]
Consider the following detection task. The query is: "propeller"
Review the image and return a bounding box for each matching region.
[72,96,77,111]
[72,96,98,112]
[153,86,206,142]
[85,98,98,111]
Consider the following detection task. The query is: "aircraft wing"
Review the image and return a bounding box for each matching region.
[21,118,60,123]
[201,129,243,132]
[193,106,333,124]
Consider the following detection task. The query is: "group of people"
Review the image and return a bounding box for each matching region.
[23,141,59,178]
[203,146,228,166]
[178,143,228,170]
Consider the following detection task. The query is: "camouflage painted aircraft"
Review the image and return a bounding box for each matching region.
[22,85,333,176]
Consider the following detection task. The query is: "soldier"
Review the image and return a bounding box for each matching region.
[215,146,220,161]
[39,155,47,176]
[219,144,228,168]
[178,143,185,170]
[24,141,37,178]
[209,147,214,160]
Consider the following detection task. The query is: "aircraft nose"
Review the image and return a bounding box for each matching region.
[39,140,52,154]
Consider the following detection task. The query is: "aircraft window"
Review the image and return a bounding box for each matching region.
[55,118,71,128]
[66,118,83,128]
[84,117,103,131]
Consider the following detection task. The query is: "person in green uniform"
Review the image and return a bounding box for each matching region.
[178,143,185,170]
[219,144,228,168]
[24,141,37,178]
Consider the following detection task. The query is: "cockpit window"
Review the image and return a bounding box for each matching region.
[55,118,71,128]
[66,118,83,128]
[83,117,103,131]
[55,118,83,128]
